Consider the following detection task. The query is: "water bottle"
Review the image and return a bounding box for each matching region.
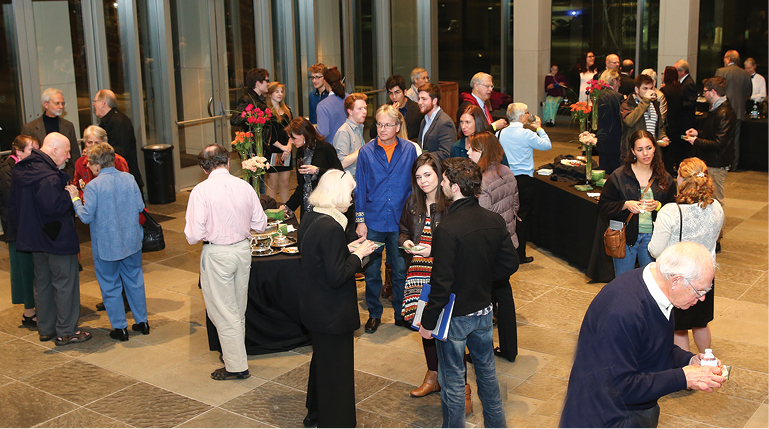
[701,348,718,367]
[750,101,760,119]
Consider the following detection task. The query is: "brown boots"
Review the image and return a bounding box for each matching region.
[381,263,393,301]
[410,370,440,397]
[465,384,473,416]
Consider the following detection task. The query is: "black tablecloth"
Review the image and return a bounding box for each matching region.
[739,118,768,171]
[206,222,311,355]
[529,174,614,283]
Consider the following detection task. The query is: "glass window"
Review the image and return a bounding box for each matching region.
[103,0,132,118]
[0,0,23,151]
[353,0,376,93]
[390,0,418,79]
[32,0,91,137]
[224,0,257,116]
[697,0,768,91]
[438,0,502,88]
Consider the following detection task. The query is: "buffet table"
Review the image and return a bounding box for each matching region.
[206,221,311,355]
[529,174,614,283]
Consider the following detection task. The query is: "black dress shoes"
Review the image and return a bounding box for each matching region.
[132,322,150,335]
[303,412,318,428]
[110,328,129,341]
[521,256,534,264]
[365,317,381,333]
[394,319,410,328]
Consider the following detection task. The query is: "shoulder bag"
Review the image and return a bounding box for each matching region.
[603,181,653,259]
[141,209,165,252]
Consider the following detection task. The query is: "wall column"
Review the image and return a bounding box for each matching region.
[658,0,700,82]
[513,0,551,116]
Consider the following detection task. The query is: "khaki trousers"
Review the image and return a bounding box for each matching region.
[200,239,251,372]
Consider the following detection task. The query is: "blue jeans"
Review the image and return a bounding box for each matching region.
[436,312,506,428]
[93,250,148,329]
[612,232,653,277]
[364,229,406,319]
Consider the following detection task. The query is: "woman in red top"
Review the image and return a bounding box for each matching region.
[73,125,129,198]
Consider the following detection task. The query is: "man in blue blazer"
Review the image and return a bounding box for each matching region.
[417,83,456,161]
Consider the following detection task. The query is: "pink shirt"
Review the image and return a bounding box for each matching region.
[184,168,267,245]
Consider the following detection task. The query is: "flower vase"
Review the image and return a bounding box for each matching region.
[585,145,593,183]
[591,97,599,131]
[253,126,264,157]
[579,118,587,133]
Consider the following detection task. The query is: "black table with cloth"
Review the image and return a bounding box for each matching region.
[206,221,311,355]
[529,173,615,283]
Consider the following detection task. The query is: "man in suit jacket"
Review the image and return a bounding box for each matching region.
[456,72,508,131]
[368,75,424,141]
[93,89,144,190]
[417,83,455,161]
[675,60,698,132]
[595,70,625,175]
[20,88,81,180]
[715,50,752,170]
[619,59,636,97]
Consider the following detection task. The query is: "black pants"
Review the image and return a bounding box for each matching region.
[618,404,660,428]
[306,330,356,428]
[514,174,536,260]
[492,279,517,361]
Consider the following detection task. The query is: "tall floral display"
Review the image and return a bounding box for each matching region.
[585,79,612,131]
[570,101,592,132]
[578,131,597,182]
[231,104,271,191]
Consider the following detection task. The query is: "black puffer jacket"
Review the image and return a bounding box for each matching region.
[691,99,736,168]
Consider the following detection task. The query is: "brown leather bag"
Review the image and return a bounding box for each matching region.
[603,181,653,259]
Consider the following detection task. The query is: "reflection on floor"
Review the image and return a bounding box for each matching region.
[0,117,766,428]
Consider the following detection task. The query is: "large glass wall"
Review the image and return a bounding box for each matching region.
[353,0,375,93]
[438,0,503,91]
[0,0,22,151]
[224,0,257,117]
[390,0,418,79]
[104,0,132,117]
[697,0,768,89]
[551,0,659,88]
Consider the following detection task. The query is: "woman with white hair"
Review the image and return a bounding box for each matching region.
[497,102,552,264]
[73,125,129,199]
[298,169,378,428]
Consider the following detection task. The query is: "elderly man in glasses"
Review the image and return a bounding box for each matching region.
[560,242,726,428]
[21,88,81,180]
[355,104,418,334]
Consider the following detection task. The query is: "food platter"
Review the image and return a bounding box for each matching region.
[282,247,299,254]
[252,247,280,257]
[271,236,297,248]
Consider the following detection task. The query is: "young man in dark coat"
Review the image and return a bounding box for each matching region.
[418,157,518,428]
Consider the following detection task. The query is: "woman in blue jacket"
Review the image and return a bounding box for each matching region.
[65,143,149,341]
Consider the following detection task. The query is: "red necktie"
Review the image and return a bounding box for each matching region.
[483,104,492,125]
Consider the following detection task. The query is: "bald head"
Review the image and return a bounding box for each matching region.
[606,54,620,71]
[40,132,71,168]
[93,89,117,118]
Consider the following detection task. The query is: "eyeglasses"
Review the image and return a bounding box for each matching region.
[375,123,399,129]
[479,83,494,90]
[310,75,323,80]
[682,276,712,298]
[50,101,66,107]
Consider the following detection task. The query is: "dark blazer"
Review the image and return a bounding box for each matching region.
[422,197,519,330]
[418,108,455,161]
[285,140,343,214]
[20,115,81,180]
[715,64,752,120]
[297,211,362,334]
[98,108,144,189]
[598,164,676,247]
[369,98,424,142]
[596,89,624,157]
[619,73,635,97]
[691,99,736,168]
[680,75,698,131]
[0,156,17,241]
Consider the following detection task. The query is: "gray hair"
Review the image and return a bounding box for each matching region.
[41,88,63,105]
[83,125,108,142]
[410,67,427,83]
[471,72,492,87]
[95,89,118,108]
[506,102,528,123]
[308,169,356,209]
[656,242,716,284]
[600,69,620,86]
[640,68,657,82]
[87,142,116,168]
[675,60,690,74]
[745,57,757,67]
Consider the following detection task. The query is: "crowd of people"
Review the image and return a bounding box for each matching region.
[1,47,760,427]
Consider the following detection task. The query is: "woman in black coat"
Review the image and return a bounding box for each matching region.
[659,66,687,176]
[298,169,378,428]
[279,117,343,216]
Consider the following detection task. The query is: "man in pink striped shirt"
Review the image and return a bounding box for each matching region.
[184,144,267,380]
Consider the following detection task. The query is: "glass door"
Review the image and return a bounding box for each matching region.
[169,0,230,186]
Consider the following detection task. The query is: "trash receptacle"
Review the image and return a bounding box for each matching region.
[141,144,176,204]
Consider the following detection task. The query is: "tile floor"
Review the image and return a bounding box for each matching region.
[0,119,766,428]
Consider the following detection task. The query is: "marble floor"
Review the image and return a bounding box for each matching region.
[0,119,766,428]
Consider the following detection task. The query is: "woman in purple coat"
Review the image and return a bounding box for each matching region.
[543,64,569,127]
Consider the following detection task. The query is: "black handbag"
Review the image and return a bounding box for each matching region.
[141,209,165,252]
